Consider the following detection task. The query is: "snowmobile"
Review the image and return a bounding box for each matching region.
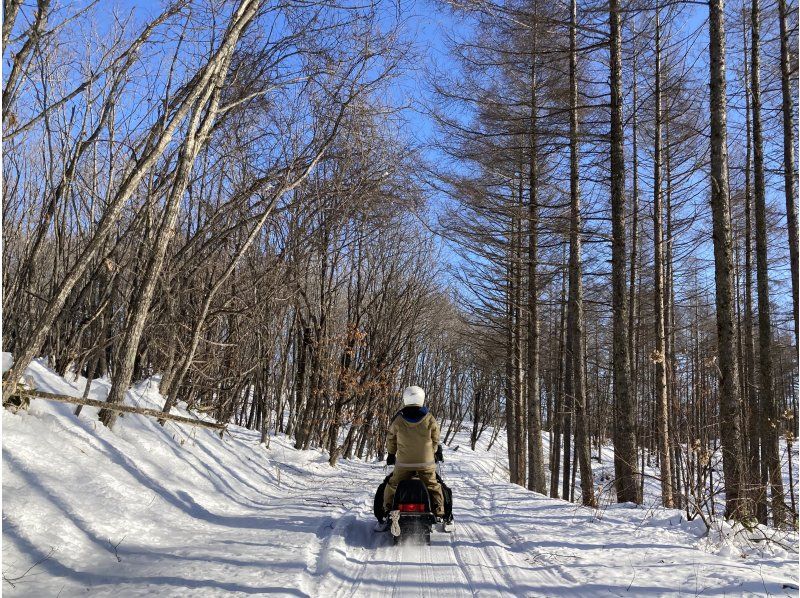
[373,469,453,545]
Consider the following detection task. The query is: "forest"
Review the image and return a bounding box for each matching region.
[2,0,798,533]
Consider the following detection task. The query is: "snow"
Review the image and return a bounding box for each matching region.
[3,357,799,597]
[586,436,800,529]
[2,353,13,375]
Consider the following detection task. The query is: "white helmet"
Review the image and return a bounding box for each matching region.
[402,386,425,407]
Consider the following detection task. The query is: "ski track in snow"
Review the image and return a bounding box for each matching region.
[2,357,799,597]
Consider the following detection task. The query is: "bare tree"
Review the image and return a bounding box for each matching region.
[777,0,798,349]
[567,0,595,508]
[652,6,673,508]
[708,0,746,519]
[749,0,786,525]
[609,0,640,505]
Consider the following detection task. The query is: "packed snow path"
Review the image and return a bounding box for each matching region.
[3,359,798,597]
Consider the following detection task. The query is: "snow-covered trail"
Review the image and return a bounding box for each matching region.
[3,359,798,597]
[307,456,563,598]
[305,446,797,598]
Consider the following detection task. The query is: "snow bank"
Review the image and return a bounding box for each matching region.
[3,358,331,596]
[2,352,13,375]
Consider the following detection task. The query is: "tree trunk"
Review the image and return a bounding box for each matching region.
[665,112,682,509]
[526,43,546,494]
[471,391,482,450]
[100,61,230,428]
[568,0,595,508]
[609,0,639,504]
[506,211,518,484]
[291,325,312,445]
[628,20,640,429]
[514,173,526,485]
[708,0,746,519]
[550,264,567,498]
[777,0,798,349]
[741,13,764,523]
[562,263,573,502]
[652,10,673,508]
[750,0,785,526]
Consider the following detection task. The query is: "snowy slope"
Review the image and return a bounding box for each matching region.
[3,358,799,597]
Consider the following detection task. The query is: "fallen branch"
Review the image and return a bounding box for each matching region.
[2,547,56,588]
[108,535,125,562]
[6,388,226,434]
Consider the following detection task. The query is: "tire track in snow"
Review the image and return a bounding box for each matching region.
[303,480,378,598]
[305,452,581,598]
[450,516,522,596]
[303,475,466,598]
[449,456,581,595]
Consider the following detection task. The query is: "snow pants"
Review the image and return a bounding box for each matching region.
[383,467,445,516]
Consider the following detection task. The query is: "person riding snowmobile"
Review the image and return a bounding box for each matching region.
[382,386,446,520]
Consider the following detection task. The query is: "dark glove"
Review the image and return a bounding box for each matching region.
[387,453,396,466]
[435,445,444,463]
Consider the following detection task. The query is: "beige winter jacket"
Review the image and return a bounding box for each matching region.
[386,410,440,468]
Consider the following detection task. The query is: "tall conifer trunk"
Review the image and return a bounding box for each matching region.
[527,27,546,493]
[750,0,785,525]
[741,11,764,523]
[777,0,798,348]
[652,9,673,508]
[506,209,519,484]
[568,0,595,507]
[609,0,639,504]
[708,0,746,519]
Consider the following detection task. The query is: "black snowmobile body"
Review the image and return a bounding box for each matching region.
[374,471,453,545]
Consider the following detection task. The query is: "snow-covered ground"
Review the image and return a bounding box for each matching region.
[3,357,799,597]
[586,435,800,527]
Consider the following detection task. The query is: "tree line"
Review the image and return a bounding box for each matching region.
[2,0,797,528]
[431,0,797,526]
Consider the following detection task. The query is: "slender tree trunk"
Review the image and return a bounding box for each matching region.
[526,38,546,493]
[665,113,682,509]
[275,323,293,434]
[472,391,482,450]
[74,352,99,418]
[291,325,312,446]
[514,174,527,486]
[609,0,639,504]
[550,264,567,498]
[100,57,232,427]
[750,0,785,526]
[652,9,673,508]
[708,0,746,519]
[777,0,798,349]
[741,13,764,523]
[568,0,595,508]
[506,212,519,483]
[628,20,640,431]
[562,255,573,501]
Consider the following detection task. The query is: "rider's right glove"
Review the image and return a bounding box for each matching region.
[387,453,396,465]
[435,445,444,463]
